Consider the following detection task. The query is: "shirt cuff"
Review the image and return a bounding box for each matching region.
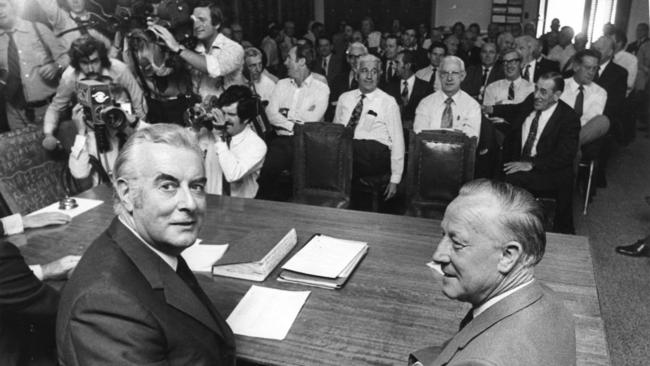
[29,264,44,280]
[2,213,24,235]
[71,134,87,159]
[390,174,401,184]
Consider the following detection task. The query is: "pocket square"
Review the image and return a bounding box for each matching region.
[367,110,377,116]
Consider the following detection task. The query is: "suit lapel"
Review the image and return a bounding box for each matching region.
[434,281,544,365]
[107,218,228,341]
[537,102,564,144]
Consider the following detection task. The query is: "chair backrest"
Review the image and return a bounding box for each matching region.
[292,122,353,202]
[405,130,477,215]
[0,160,70,215]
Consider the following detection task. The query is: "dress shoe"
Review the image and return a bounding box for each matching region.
[616,240,650,257]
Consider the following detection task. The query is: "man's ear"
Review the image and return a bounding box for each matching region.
[297,57,306,67]
[115,178,135,213]
[497,240,524,274]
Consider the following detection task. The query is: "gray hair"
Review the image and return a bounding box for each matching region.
[357,53,381,70]
[441,55,465,73]
[244,47,263,60]
[458,179,546,267]
[112,124,202,215]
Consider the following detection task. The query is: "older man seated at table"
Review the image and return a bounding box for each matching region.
[414,56,481,139]
[333,54,405,200]
[409,179,576,366]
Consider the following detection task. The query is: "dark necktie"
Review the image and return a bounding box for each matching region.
[347,94,365,130]
[401,80,409,106]
[481,67,489,86]
[522,64,531,82]
[221,136,232,196]
[441,97,454,128]
[6,31,26,108]
[521,110,542,159]
[387,61,394,79]
[593,66,601,82]
[350,73,358,90]
[322,58,328,76]
[176,256,233,339]
[574,85,584,117]
[508,81,515,100]
[459,309,474,330]
[429,67,437,90]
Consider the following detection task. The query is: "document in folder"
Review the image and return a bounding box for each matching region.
[281,235,368,278]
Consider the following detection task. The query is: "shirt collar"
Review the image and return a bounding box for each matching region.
[230,125,251,144]
[405,74,415,85]
[473,279,535,317]
[533,100,559,120]
[1,18,29,35]
[441,90,461,103]
[600,59,610,72]
[359,87,379,101]
[292,73,314,88]
[118,216,179,271]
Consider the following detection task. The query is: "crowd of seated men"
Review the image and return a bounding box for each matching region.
[1,0,650,362]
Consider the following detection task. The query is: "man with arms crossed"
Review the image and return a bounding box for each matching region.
[57,124,236,365]
[410,179,576,366]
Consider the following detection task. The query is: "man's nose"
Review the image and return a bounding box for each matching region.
[432,238,450,264]
[177,186,198,212]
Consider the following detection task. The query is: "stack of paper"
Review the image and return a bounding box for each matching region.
[279,234,368,289]
[226,285,310,340]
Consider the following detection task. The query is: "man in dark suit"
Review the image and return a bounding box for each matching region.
[409,179,576,366]
[626,22,649,55]
[328,42,368,118]
[57,124,236,365]
[315,36,343,87]
[516,35,560,83]
[387,50,433,121]
[500,72,580,234]
[461,42,504,101]
[592,36,628,142]
[1,240,79,366]
[379,34,400,89]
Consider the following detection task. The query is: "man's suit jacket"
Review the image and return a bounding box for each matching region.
[502,98,580,182]
[595,61,627,131]
[1,241,59,366]
[532,57,560,82]
[315,54,344,87]
[380,57,400,90]
[387,77,434,121]
[410,281,576,366]
[461,64,505,99]
[57,218,236,366]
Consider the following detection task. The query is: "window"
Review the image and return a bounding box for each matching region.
[538,0,617,43]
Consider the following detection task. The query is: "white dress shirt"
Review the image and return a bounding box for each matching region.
[520,102,558,157]
[401,75,415,101]
[560,78,607,126]
[522,59,536,83]
[413,90,482,139]
[333,88,405,184]
[483,77,534,106]
[68,131,120,182]
[266,73,330,136]
[415,65,441,91]
[194,33,245,99]
[214,126,267,198]
[252,71,277,102]
[613,50,638,96]
[473,279,535,317]
[119,216,178,271]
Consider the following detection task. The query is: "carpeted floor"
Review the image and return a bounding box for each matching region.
[574,136,650,366]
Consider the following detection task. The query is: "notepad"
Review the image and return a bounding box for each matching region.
[26,197,103,218]
[182,242,229,273]
[226,285,310,340]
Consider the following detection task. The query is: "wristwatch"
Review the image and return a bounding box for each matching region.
[175,45,186,55]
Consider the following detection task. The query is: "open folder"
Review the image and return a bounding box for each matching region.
[279,234,368,289]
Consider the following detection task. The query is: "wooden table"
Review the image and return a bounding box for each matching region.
[18,186,610,366]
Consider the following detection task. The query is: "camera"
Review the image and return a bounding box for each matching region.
[183,95,227,132]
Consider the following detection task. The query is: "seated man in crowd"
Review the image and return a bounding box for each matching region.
[1,0,69,131]
[559,49,609,147]
[388,50,433,122]
[1,238,79,366]
[200,85,267,197]
[333,54,405,200]
[409,179,575,365]
[415,41,447,93]
[380,35,400,90]
[483,49,534,107]
[57,124,236,365]
[548,26,576,70]
[315,35,343,87]
[517,35,560,83]
[244,47,277,103]
[501,72,580,234]
[460,42,504,101]
[330,42,368,105]
[257,43,329,200]
[43,35,147,151]
[151,2,244,100]
[414,56,481,140]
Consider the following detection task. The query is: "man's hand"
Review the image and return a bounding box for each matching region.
[42,134,61,150]
[384,182,398,200]
[149,25,181,53]
[38,63,60,82]
[41,255,81,280]
[71,103,87,135]
[503,161,533,175]
[481,105,493,114]
[23,212,71,229]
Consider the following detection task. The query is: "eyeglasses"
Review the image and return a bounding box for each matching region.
[503,58,521,65]
[439,71,462,78]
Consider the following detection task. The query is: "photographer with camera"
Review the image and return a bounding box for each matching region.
[150,2,244,100]
[191,85,267,197]
[42,35,147,151]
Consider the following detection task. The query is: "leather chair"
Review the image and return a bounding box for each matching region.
[292,123,353,208]
[405,130,477,219]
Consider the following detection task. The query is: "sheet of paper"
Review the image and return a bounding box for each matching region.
[182,242,229,272]
[26,197,103,218]
[282,235,367,278]
[227,285,310,340]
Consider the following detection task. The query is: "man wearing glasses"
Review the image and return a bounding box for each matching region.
[413,56,481,139]
[483,49,534,107]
